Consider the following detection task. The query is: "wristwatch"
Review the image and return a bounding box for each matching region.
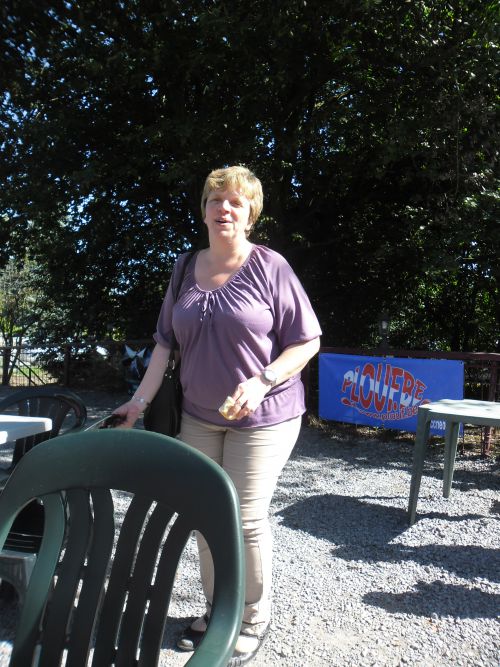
[260,368,278,387]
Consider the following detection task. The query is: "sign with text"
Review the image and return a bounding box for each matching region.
[319,354,464,434]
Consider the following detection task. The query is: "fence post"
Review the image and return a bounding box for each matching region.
[1,347,11,385]
[483,360,498,455]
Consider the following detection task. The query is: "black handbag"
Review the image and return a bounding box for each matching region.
[143,251,195,436]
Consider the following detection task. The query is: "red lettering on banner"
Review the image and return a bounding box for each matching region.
[401,371,415,407]
[414,379,427,404]
[374,364,388,411]
[389,367,404,411]
[350,366,360,402]
[340,361,429,422]
[359,363,375,409]
[341,370,354,394]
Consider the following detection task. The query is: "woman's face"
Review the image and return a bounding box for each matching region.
[204,188,251,241]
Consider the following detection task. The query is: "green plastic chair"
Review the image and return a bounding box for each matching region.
[0,386,87,474]
[0,386,87,604]
[0,429,245,667]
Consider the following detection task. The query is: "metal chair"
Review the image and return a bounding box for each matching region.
[0,386,87,603]
[0,429,244,666]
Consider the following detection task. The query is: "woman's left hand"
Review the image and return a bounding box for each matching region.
[226,375,269,420]
[223,338,321,421]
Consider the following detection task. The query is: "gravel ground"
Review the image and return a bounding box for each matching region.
[0,388,499,666]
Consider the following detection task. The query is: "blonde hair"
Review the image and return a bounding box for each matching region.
[201,165,264,233]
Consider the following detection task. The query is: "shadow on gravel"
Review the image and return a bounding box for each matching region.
[277,494,498,581]
[334,543,500,583]
[424,466,500,493]
[402,460,500,493]
[293,432,415,472]
[277,494,407,544]
[276,493,483,544]
[363,580,500,618]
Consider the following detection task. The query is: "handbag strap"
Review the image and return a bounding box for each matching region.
[169,250,196,357]
[172,250,196,303]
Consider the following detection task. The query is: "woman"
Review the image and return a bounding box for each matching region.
[115,166,321,665]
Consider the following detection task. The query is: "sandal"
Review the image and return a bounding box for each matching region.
[227,625,269,666]
[176,614,209,652]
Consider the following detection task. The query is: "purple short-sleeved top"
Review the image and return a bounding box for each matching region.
[154,244,322,428]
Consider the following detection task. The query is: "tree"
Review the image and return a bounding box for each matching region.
[0,257,47,383]
[1,1,498,350]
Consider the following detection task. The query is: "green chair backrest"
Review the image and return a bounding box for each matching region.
[0,429,245,667]
[0,386,87,467]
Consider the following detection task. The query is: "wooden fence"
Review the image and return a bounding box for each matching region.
[2,342,499,452]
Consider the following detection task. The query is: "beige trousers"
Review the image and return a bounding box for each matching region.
[179,411,302,636]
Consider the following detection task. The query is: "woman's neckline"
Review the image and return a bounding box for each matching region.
[193,244,255,293]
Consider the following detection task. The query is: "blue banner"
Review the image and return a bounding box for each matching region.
[319,354,464,435]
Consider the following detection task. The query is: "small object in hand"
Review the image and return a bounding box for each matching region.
[98,414,126,429]
[218,396,236,420]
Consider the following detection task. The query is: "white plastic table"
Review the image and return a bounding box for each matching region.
[408,399,500,524]
[0,415,53,445]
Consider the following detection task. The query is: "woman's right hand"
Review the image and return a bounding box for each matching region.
[111,400,144,429]
[110,342,171,428]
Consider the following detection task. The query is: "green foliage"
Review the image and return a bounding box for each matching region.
[0,257,44,346]
[0,256,51,383]
[1,0,498,350]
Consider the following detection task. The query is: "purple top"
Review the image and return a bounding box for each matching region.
[154,244,322,427]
